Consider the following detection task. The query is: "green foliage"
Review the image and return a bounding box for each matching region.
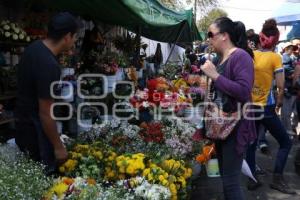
[197,8,228,32]
[159,0,219,13]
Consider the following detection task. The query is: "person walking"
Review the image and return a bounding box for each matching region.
[246,19,295,194]
[281,42,298,136]
[153,43,163,75]
[201,17,256,200]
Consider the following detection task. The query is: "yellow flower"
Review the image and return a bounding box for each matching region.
[159,175,165,182]
[116,161,122,167]
[173,161,180,171]
[150,163,157,168]
[162,179,169,186]
[111,152,117,158]
[181,179,186,188]
[133,153,144,159]
[119,167,126,173]
[143,168,150,177]
[118,174,125,180]
[59,166,65,173]
[168,175,177,183]
[87,178,96,185]
[108,171,115,178]
[135,161,145,170]
[63,159,78,172]
[147,173,154,181]
[116,155,125,162]
[108,156,114,161]
[163,172,169,179]
[93,151,103,160]
[184,168,192,178]
[74,144,89,152]
[169,183,177,195]
[52,183,68,198]
[126,166,135,175]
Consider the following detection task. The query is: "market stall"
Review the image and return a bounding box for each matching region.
[0,1,211,200]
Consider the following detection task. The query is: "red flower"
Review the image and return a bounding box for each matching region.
[139,122,164,143]
[192,129,204,142]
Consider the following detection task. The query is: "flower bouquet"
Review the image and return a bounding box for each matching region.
[43,177,101,200]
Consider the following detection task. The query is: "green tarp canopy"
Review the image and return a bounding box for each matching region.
[48,0,201,43]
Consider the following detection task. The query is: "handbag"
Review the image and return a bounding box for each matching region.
[203,68,240,140]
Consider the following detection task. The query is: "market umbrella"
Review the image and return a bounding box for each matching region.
[273,0,300,25]
[46,0,202,43]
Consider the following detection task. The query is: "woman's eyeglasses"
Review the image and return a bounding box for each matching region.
[207,31,221,39]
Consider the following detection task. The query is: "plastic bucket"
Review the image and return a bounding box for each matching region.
[184,107,203,125]
[106,75,117,93]
[77,119,92,133]
[206,158,220,177]
[116,69,124,81]
[61,85,74,102]
[138,69,143,78]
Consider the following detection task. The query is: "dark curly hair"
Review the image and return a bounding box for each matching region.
[261,19,279,37]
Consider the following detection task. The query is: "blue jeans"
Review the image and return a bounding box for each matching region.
[15,114,56,174]
[246,105,292,174]
[257,124,268,147]
[215,132,245,200]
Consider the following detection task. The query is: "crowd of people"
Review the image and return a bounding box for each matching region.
[180,17,300,199]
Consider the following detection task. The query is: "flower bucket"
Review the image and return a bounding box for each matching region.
[61,84,74,102]
[61,68,75,78]
[77,119,92,133]
[149,63,155,74]
[191,161,202,180]
[184,107,204,125]
[106,75,117,93]
[206,158,220,177]
[56,121,63,134]
[138,69,143,78]
[116,69,124,81]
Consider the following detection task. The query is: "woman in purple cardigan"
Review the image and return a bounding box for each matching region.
[201,17,256,199]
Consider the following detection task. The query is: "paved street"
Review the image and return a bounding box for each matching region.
[191,135,300,200]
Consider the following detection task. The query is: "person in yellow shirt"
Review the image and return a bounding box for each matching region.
[252,51,283,106]
[246,19,295,194]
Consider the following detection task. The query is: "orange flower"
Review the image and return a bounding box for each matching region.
[62,177,74,185]
[139,122,148,129]
[196,154,207,163]
[87,178,96,185]
[195,144,216,164]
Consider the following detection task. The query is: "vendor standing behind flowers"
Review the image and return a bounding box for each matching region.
[200,17,255,200]
[15,12,80,174]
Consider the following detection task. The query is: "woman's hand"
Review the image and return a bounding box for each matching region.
[201,60,220,81]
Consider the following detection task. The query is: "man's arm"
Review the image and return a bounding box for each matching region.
[275,72,285,109]
[39,98,67,164]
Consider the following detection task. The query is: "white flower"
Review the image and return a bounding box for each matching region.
[19,34,24,40]
[142,101,150,108]
[14,27,20,34]
[3,24,10,30]
[4,31,10,38]
[12,33,18,40]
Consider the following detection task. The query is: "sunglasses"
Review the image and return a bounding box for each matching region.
[207,31,221,39]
